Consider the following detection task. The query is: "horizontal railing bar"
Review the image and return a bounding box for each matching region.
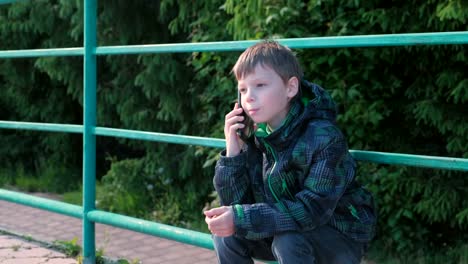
[87,210,214,250]
[94,126,226,148]
[1,122,466,171]
[96,31,468,55]
[0,189,214,249]
[0,189,82,219]
[0,121,82,133]
[351,150,468,171]
[0,48,83,58]
[0,0,26,5]
[95,127,467,171]
[1,32,466,59]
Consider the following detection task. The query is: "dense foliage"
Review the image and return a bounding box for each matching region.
[1,0,467,261]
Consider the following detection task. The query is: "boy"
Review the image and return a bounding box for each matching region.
[204,40,376,264]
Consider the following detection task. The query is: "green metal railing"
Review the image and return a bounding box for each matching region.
[0,1,467,263]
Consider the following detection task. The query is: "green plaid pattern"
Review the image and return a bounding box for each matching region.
[214,81,376,242]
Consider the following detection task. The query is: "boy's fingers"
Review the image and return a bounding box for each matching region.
[233,102,238,110]
[226,107,243,118]
[203,210,211,216]
[209,213,231,227]
[204,207,226,217]
[226,115,244,127]
[228,124,244,138]
[208,207,227,216]
[229,123,245,134]
[203,208,216,217]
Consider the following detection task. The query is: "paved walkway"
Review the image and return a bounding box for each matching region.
[0,234,78,264]
[0,195,217,264]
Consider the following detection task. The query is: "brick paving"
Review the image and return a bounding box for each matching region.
[0,197,217,264]
[0,234,78,264]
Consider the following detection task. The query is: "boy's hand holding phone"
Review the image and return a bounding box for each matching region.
[224,103,245,157]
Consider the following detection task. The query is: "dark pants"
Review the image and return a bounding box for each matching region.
[213,225,366,264]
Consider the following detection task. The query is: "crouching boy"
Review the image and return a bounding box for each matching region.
[205,40,376,264]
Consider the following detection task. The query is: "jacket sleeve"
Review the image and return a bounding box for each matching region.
[213,149,253,206]
[232,130,355,240]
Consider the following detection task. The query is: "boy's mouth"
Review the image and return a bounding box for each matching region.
[248,108,259,115]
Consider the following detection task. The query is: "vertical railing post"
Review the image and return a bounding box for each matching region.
[83,0,97,263]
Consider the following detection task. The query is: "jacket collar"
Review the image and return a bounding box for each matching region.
[253,80,337,152]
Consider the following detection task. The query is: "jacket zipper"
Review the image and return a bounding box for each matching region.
[264,141,288,213]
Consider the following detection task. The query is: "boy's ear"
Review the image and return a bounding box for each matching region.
[286,76,299,99]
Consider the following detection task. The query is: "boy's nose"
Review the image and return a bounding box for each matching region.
[245,89,255,102]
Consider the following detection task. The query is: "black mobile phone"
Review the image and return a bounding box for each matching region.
[237,91,253,140]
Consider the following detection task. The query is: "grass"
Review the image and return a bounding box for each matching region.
[54,237,81,257]
[0,168,13,187]
[0,163,79,194]
[54,237,140,264]
[62,189,83,205]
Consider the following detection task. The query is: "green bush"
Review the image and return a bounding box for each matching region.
[359,164,468,258]
[0,166,17,188]
[97,152,211,230]
[367,243,468,264]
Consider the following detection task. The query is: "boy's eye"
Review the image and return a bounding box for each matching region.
[239,88,246,93]
[257,83,265,88]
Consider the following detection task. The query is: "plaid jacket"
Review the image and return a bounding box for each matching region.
[213,80,376,242]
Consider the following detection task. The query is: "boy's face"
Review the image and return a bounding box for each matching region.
[237,64,298,130]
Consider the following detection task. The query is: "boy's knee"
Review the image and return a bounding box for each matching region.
[213,235,248,256]
[213,235,235,249]
[271,232,313,258]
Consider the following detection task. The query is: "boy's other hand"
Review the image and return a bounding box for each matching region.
[204,206,235,237]
[224,103,245,157]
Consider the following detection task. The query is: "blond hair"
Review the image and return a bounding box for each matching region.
[232,40,303,83]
